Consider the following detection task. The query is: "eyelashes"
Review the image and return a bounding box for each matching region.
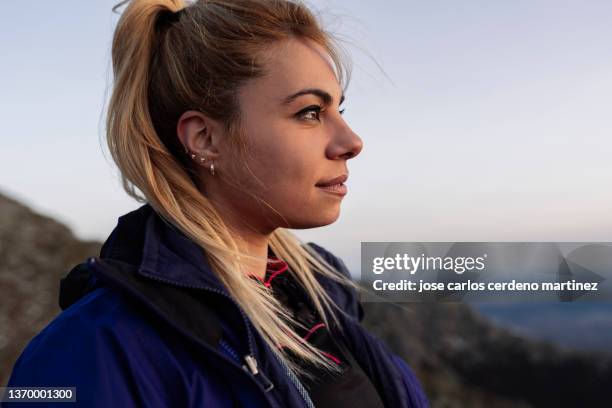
[296,105,346,121]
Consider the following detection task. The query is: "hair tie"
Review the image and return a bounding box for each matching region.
[155,8,184,33]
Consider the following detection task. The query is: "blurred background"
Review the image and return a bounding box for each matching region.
[1,0,611,406]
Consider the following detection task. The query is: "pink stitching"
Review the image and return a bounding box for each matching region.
[303,322,325,341]
[321,351,342,365]
[264,263,288,287]
[247,258,289,286]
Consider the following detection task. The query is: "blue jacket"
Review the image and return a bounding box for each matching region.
[5,204,428,407]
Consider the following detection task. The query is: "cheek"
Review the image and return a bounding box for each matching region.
[245,131,316,194]
[267,157,315,200]
[236,122,337,223]
[246,152,320,212]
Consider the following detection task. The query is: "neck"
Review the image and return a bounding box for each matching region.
[201,179,277,280]
[219,210,274,281]
[233,230,271,281]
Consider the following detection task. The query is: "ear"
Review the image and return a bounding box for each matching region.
[176,110,222,160]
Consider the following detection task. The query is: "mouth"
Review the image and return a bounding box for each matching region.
[315,174,348,197]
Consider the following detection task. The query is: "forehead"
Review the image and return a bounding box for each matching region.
[240,38,342,104]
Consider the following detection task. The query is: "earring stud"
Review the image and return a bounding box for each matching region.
[185,146,215,176]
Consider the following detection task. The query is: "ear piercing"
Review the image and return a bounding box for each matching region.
[184,146,216,176]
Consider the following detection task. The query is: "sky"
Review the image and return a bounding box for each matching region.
[1,0,611,275]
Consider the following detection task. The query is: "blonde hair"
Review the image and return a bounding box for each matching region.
[106,0,361,379]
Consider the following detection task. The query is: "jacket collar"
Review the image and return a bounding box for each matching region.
[97,204,352,328]
[101,203,275,294]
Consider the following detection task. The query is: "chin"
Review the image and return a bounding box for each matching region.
[289,208,341,229]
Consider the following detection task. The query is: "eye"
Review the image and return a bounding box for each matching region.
[296,105,346,121]
[296,105,323,121]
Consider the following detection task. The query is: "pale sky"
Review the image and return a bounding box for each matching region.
[2,0,611,274]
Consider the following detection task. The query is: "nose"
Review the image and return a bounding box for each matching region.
[329,122,364,160]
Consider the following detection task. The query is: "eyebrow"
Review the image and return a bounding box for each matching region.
[281,88,345,107]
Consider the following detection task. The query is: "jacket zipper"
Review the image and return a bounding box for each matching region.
[219,339,274,392]
[219,339,314,408]
[88,257,313,406]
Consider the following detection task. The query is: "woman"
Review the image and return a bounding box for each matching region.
[6,0,428,407]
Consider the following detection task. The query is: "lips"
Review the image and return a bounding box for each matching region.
[315,174,348,197]
[315,174,348,187]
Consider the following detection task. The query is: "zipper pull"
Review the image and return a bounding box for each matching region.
[243,355,274,392]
